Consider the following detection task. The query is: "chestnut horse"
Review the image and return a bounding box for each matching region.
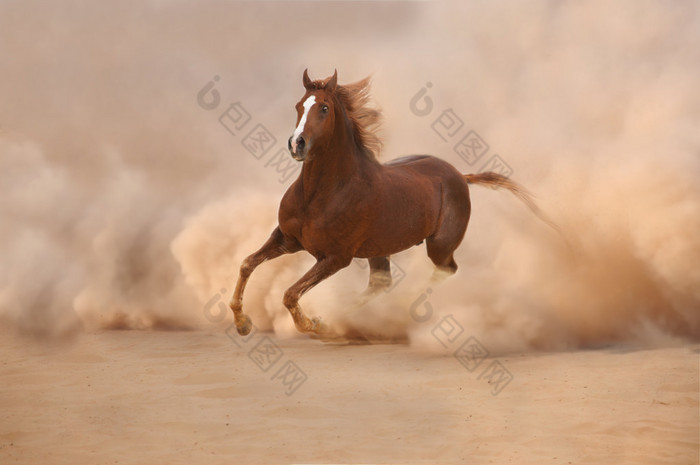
[229,70,549,337]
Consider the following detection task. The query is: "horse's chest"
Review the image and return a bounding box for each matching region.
[303,211,349,245]
[284,205,358,256]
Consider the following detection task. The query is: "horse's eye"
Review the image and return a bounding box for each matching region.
[321,105,329,114]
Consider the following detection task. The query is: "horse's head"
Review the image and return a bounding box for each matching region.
[288,69,338,161]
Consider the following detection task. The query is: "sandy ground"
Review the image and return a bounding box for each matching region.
[0,328,697,465]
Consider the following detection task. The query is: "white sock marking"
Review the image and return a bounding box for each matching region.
[291,95,316,153]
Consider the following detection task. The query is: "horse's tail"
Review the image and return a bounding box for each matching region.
[464,172,564,237]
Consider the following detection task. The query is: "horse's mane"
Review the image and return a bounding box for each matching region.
[312,76,383,161]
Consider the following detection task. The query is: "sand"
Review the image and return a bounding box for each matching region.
[1,329,697,465]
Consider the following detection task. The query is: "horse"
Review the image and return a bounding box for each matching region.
[229,69,552,338]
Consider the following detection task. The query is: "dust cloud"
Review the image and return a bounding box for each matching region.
[1,1,698,351]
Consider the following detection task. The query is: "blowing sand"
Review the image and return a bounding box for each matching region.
[1,329,697,464]
[2,1,700,464]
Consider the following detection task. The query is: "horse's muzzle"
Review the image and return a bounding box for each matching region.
[288,135,307,161]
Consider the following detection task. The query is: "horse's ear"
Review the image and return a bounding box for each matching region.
[325,69,338,92]
[302,69,312,90]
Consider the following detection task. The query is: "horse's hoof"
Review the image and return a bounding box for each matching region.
[235,314,253,336]
[310,317,332,336]
[309,316,321,330]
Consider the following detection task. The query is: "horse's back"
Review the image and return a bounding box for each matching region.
[384,154,433,166]
[383,154,467,190]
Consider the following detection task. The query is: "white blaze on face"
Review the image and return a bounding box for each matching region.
[291,95,316,153]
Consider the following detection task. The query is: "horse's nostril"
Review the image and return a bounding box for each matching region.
[296,136,305,151]
[288,137,293,151]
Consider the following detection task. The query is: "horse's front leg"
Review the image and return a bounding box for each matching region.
[229,227,301,335]
[283,255,352,335]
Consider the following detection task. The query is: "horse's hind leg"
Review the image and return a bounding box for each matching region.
[283,255,351,335]
[354,256,391,305]
[426,199,470,281]
[426,238,459,282]
[366,256,392,292]
[229,227,301,335]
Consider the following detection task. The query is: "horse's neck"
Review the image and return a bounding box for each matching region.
[300,126,374,203]
[301,148,360,202]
